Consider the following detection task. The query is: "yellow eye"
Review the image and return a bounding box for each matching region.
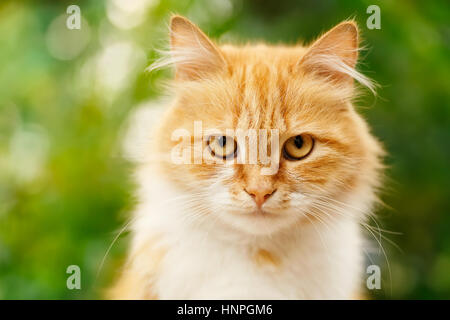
[207,135,237,159]
[283,134,314,160]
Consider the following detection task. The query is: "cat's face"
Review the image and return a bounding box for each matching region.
[153,16,382,235]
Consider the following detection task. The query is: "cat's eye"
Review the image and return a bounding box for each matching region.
[207,135,238,159]
[283,134,314,160]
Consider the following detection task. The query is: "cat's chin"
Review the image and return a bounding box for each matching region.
[219,209,300,236]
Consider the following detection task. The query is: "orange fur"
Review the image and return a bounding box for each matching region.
[110,15,384,299]
[154,16,383,216]
[253,249,280,269]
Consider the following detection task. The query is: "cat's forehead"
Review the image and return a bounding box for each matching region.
[222,48,336,132]
[231,65,288,131]
[176,45,350,134]
[214,46,299,131]
[221,44,308,66]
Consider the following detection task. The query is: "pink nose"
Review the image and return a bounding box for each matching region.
[245,187,277,208]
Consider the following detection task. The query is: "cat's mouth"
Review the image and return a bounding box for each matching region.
[228,207,280,218]
[222,206,298,236]
[248,208,282,218]
[219,202,301,235]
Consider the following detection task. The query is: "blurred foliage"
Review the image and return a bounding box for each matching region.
[0,0,449,299]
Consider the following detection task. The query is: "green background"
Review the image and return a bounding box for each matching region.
[0,0,449,299]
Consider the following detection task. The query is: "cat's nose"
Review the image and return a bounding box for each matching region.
[245,187,277,208]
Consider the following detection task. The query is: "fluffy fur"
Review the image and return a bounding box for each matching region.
[108,15,384,299]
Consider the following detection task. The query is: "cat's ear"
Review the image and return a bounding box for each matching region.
[298,21,359,84]
[169,15,226,80]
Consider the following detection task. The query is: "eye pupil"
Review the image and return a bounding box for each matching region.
[294,135,303,148]
[283,134,314,161]
[208,135,237,160]
[218,136,227,147]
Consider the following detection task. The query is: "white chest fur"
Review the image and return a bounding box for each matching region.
[131,171,364,300]
[156,222,362,299]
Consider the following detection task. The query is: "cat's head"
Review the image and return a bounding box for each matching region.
[149,16,383,235]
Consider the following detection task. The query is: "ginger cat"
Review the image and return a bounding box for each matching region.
[109,15,384,299]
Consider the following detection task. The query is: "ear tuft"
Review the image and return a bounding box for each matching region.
[299,21,375,92]
[168,15,226,80]
[302,21,359,68]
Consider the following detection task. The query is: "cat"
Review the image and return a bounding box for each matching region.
[108,15,384,299]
